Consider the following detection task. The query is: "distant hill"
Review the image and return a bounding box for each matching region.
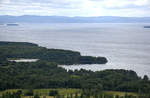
[0,15,150,23]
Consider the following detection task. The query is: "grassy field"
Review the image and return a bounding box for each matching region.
[0,89,138,98]
[0,89,81,97]
[103,91,137,97]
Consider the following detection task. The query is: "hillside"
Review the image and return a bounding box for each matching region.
[0,16,150,23]
[0,41,150,98]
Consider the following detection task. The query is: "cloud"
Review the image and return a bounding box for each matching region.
[0,0,11,4]
[0,0,149,17]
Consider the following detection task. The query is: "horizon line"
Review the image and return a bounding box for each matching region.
[0,15,150,18]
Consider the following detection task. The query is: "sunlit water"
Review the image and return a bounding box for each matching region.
[9,59,39,62]
[0,23,150,77]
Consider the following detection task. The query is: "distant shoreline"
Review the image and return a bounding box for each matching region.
[1,15,150,23]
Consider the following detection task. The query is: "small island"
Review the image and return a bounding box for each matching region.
[0,41,108,65]
[144,26,150,28]
[6,23,19,26]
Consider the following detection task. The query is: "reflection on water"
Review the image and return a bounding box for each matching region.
[9,59,39,62]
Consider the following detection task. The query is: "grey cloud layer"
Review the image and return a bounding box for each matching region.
[0,0,150,16]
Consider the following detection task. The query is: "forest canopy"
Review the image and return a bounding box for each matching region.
[0,41,107,65]
[0,41,150,95]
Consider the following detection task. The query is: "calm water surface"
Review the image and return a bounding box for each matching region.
[0,23,150,77]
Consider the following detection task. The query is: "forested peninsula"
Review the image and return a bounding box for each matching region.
[0,41,107,65]
[0,41,150,98]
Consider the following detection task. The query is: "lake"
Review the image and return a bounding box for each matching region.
[0,23,150,77]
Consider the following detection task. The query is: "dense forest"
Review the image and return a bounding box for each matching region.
[0,41,150,98]
[0,41,107,65]
[0,60,150,93]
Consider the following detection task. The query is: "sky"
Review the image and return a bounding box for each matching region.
[0,0,150,17]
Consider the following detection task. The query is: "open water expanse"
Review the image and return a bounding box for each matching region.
[0,23,150,77]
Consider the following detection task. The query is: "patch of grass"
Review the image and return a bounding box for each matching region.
[103,91,137,96]
[34,88,81,96]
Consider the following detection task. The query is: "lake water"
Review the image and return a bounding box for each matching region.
[9,59,39,62]
[0,23,150,77]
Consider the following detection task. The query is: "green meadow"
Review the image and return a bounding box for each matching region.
[0,89,138,98]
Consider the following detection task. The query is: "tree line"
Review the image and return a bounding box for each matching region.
[0,60,150,94]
